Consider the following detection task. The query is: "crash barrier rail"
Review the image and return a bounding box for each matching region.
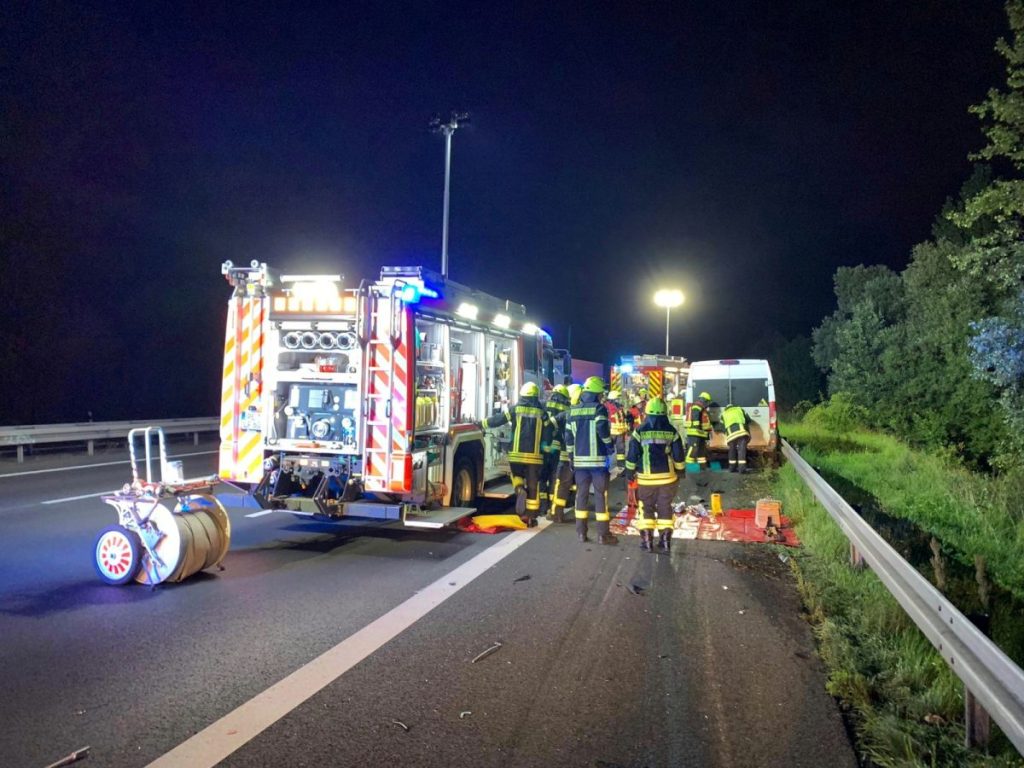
[783,440,1024,754]
[0,418,219,463]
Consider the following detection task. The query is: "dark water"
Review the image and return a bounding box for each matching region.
[812,465,1024,668]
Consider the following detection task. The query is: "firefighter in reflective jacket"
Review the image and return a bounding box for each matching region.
[482,381,555,527]
[566,376,617,545]
[722,403,751,473]
[605,390,628,467]
[625,397,686,551]
[685,391,713,469]
[541,385,571,517]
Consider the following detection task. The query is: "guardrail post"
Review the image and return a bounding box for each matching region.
[849,541,864,569]
[965,687,991,748]
[17,445,24,463]
[87,439,95,456]
[194,432,199,446]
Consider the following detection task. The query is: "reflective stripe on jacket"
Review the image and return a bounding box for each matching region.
[722,405,750,443]
[566,393,613,469]
[685,402,711,438]
[484,396,553,465]
[625,415,686,486]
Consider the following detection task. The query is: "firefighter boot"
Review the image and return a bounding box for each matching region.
[597,521,618,546]
[658,529,672,551]
[639,529,653,552]
[576,519,589,543]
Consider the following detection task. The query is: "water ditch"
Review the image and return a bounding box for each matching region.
[810,465,1024,668]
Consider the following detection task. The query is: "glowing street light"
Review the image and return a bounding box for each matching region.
[653,289,684,356]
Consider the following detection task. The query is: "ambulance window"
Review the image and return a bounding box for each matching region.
[691,379,729,406]
[729,379,770,407]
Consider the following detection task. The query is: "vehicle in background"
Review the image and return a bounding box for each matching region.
[684,359,777,455]
[218,261,558,529]
[569,358,604,385]
[610,355,689,403]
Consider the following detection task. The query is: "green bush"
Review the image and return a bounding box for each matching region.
[802,393,868,433]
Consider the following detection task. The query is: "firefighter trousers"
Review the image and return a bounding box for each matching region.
[509,462,541,520]
[634,482,678,533]
[685,435,709,467]
[539,451,560,513]
[550,460,575,520]
[574,469,610,523]
[613,434,626,467]
[727,435,750,471]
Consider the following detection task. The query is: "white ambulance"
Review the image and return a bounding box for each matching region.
[684,359,778,454]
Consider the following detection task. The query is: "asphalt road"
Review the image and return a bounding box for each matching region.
[0,440,855,768]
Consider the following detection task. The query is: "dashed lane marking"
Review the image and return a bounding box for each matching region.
[42,490,117,505]
[146,519,551,768]
[243,510,275,518]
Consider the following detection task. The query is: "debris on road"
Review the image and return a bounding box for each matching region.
[460,710,472,719]
[513,574,531,583]
[626,583,645,596]
[392,720,410,732]
[778,553,789,563]
[44,746,90,768]
[471,641,503,664]
[722,585,729,590]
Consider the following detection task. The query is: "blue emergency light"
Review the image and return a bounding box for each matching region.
[619,363,634,373]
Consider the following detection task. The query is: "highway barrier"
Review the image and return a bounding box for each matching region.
[0,418,218,463]
[783,439,1024,755]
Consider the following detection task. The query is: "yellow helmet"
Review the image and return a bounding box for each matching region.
[608,389,622,401]
[583,376,605,394]
[520,381,540,398]
[568,383,583,404]
[645,397,667,416]
[552,384,570,399]
[699,391,712,402]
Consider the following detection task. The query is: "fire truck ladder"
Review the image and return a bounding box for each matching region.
[358,284,402,493]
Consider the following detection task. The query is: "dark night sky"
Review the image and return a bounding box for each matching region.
[0,1,1010,423]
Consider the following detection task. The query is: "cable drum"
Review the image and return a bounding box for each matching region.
[336,332,356,350]
[283,331,302,350]
[134,494,231,585]
[318,332,337,349]
[300,331,319,350]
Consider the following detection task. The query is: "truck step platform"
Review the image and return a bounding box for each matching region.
[403,506,476,529]
[481,482,515,499]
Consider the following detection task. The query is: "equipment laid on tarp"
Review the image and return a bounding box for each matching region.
[93,427,230,586]
[609,498,799,547]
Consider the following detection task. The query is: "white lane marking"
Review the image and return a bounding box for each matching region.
[244,510,275,518]
[0,450,219,479]
[147,520,550,768]
[42,490,117,505]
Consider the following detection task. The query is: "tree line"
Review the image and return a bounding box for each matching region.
[810,1,1024,471]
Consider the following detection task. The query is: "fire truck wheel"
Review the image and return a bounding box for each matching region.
[450,456,477,507]
[93,525,143,585]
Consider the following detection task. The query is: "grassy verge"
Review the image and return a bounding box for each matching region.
[775,466,1024,767]
[782,420,1024,601]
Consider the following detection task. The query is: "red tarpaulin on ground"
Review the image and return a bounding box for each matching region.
[609,506,800,547]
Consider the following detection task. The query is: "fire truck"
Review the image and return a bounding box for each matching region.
[218,261,563,528]
[609,355,689,404]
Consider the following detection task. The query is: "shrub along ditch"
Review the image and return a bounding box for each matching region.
[774,416,1024,766]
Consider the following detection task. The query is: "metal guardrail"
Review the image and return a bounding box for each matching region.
[783,439,1024,753]
[0,418,219,462]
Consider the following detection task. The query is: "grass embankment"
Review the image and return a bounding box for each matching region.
[774,421,1024,767]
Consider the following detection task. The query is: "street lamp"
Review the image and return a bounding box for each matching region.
[430,111,470,280]
[653,289,684,356]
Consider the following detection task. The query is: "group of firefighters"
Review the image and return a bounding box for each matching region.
[479,376,753,550]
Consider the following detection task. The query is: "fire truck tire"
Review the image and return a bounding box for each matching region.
[93,525,143,585]
[450,456,477,507]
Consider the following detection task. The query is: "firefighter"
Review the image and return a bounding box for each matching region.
[605,389,628,467]
[568,383,583,405]
[625,397,686,551]
[721,403,751,473]
[481,381,554,527]
[565,376,617,545]
[685,391,713,469]
[541,384,571,517]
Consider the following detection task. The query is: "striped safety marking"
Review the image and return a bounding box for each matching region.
[610,370,622,393]
[219,295,266,483]
[647,369,663,398]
